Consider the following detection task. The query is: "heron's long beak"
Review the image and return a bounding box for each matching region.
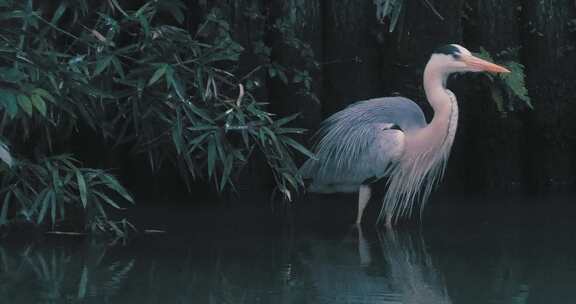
[461,55,510,73]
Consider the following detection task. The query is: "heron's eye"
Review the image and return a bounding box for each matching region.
[452,53,461,60]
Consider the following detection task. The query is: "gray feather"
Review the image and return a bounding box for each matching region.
[301,97,426,192]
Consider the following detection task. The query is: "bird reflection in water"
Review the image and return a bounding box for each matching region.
[302,227,451,304]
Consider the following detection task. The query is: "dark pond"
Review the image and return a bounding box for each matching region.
[1,197,576,304]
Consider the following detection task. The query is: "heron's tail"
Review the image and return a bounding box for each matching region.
[299,158,317,179]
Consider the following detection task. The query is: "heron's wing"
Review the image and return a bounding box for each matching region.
[301,123,405,192]
[320,96,427,135]
[301,97,425,192]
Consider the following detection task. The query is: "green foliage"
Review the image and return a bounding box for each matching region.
[373,0,443,32]
[0,140,12,167]
[0,155,133,235]
[374,0,405,32]
[231,2,319,105]
[0,0,314,234]
[475,47,532,115]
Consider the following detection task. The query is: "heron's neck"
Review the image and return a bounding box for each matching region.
[423,63,451,121]
[408,63,458,156]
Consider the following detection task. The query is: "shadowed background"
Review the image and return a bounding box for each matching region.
[34,0,576,204]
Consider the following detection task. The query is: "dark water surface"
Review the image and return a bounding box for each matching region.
[1,197,576,304]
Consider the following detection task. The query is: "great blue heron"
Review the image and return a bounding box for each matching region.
[300,44,510,226]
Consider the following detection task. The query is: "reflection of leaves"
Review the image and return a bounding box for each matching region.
[0,242,134,303]
[78,266,88,299]
[103,260,135,294]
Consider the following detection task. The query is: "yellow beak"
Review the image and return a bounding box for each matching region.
[461,55,511,73]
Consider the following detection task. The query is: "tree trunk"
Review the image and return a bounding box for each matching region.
[321,0,385,116]
[457,0,527,193]
[521,0,576,193]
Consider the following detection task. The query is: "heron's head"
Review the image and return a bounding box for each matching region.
[428,44,510,75]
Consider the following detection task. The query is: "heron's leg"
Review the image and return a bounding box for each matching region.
[357,225,371,265]
[356,185,371,224]
[384,216,393,229]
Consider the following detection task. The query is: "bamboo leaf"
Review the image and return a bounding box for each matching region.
[37,191,52,224]
[31,94,47,116]
[0,192,11,225]
[0,91,18,118]
[108,221,125,237]
[215,133,225,165]
[276,127,306,135]
[262,127,279,146]
[159,1,186,24]
[188,132,211,152]
[172,109,183,155]
[100,174,133,203]
[94,55,114,76]
[280,136,317,160]
[148,64,167,86]
[91,29,108,44]
[187,125,218,131]
[282,172,298,189]
[166,66,186,101]
[111,56,125,79]
[76,170,88,208]
[0,141,12,167]
[17,94,33,116]
[110,0,129,17]
[93,191,123,209]
[207,135,216,178]
[273,113,300,127]
[51,2,67,25]
[32,88,56,103]
[138,14,150,37]
[277,68,288,84]
[186,103,214,123]
[134,2,153,18]
[219,155,233,191]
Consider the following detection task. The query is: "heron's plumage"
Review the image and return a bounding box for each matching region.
[300,97,426,192]
[381,90,458,223]
[300,44,508,226]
